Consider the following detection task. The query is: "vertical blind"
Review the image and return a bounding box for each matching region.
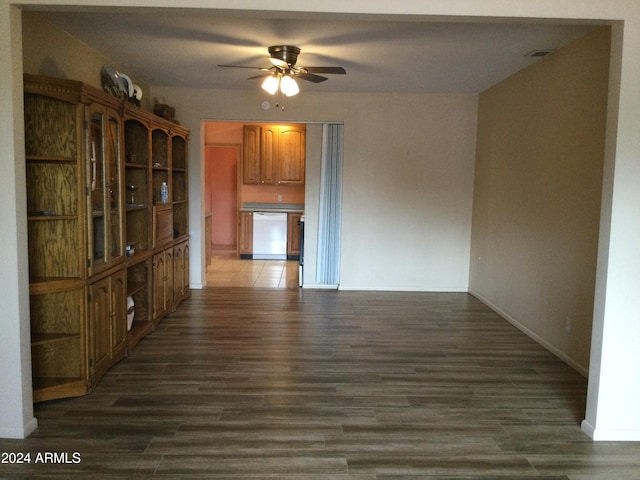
[316,123,343,286]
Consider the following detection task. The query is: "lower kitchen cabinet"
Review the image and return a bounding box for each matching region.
[238,210,302,260]
[287,212,302,259]
[88,268,127,385]
[238,211,253,257]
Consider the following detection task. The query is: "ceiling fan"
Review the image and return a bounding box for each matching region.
[218,45,346,96]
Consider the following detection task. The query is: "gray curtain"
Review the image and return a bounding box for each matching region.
[316,123,343,286]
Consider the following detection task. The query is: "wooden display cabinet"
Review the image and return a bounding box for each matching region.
[24,74,190,403]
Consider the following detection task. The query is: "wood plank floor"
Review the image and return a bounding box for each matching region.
[2,288,640,479]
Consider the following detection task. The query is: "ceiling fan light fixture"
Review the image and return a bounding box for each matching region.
[261,75,280,95]
[280,74,299,96]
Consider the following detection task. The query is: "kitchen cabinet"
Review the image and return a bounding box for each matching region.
[238,209,303,259]
[24,74,190,402]
[242,125,274,184]
[238,211,253,257]
[277,126,306,185]
[242,124,305,185]
[287,212,302,258]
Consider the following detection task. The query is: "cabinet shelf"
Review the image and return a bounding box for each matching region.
[29,278,84,296]
[28,214,77,221]
[126,204,147,211]
[26,155,77,163]
[125,249,152,263]
[126,321,153,351]
[127,281,147,297]
[31,332,80,346]
[32,378,87,403]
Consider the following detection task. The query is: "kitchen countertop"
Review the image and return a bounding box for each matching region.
[240,202,304,213]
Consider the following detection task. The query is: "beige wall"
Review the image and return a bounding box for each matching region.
[153,85,479,291]
[22,12,151,109]
[469,27,611,374]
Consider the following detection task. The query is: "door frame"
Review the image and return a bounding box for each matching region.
[204,142,241,251]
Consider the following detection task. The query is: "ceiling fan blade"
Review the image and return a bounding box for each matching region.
[246,72,273,80]
[218,64,271,71]
[296,72,328,83]
[303,66,346,75]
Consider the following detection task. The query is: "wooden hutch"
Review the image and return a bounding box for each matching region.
[23,74,190,403]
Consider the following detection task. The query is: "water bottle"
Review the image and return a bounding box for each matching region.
[160,181,169,204]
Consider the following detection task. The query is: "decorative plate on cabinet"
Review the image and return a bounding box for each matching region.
[100,65,124,98]
[119,72,134,98]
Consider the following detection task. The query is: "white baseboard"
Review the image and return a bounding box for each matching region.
[0,417,38,439]
[469,289,588,377]
[582,420,640,441]
[302,283,339,289]
[338,285,467,292]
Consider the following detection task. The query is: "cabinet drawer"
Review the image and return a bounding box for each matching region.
[153,205,173,247]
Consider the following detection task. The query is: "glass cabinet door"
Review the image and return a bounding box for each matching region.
[107,112,124,262]
[89,107,106,270]
[88,105,124,274]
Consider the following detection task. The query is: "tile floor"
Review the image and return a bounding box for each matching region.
[206,245,300,289]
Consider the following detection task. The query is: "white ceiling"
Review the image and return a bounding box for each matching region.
[35,8,600,94]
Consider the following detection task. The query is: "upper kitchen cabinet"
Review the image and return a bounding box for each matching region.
[277,125,306,185]
[242,124,306,185]
[243,125,269,184]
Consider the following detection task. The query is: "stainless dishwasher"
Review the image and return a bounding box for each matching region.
[252,212,287,260]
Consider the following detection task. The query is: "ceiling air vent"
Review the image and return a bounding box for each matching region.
[525,49,557,58]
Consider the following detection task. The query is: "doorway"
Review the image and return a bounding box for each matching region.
[203,122,305,289]
[204,144,239,253]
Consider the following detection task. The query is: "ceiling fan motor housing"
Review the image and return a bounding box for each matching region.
[269,45,301,66]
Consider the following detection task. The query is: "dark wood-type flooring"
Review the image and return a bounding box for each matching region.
[2,288,640,479]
